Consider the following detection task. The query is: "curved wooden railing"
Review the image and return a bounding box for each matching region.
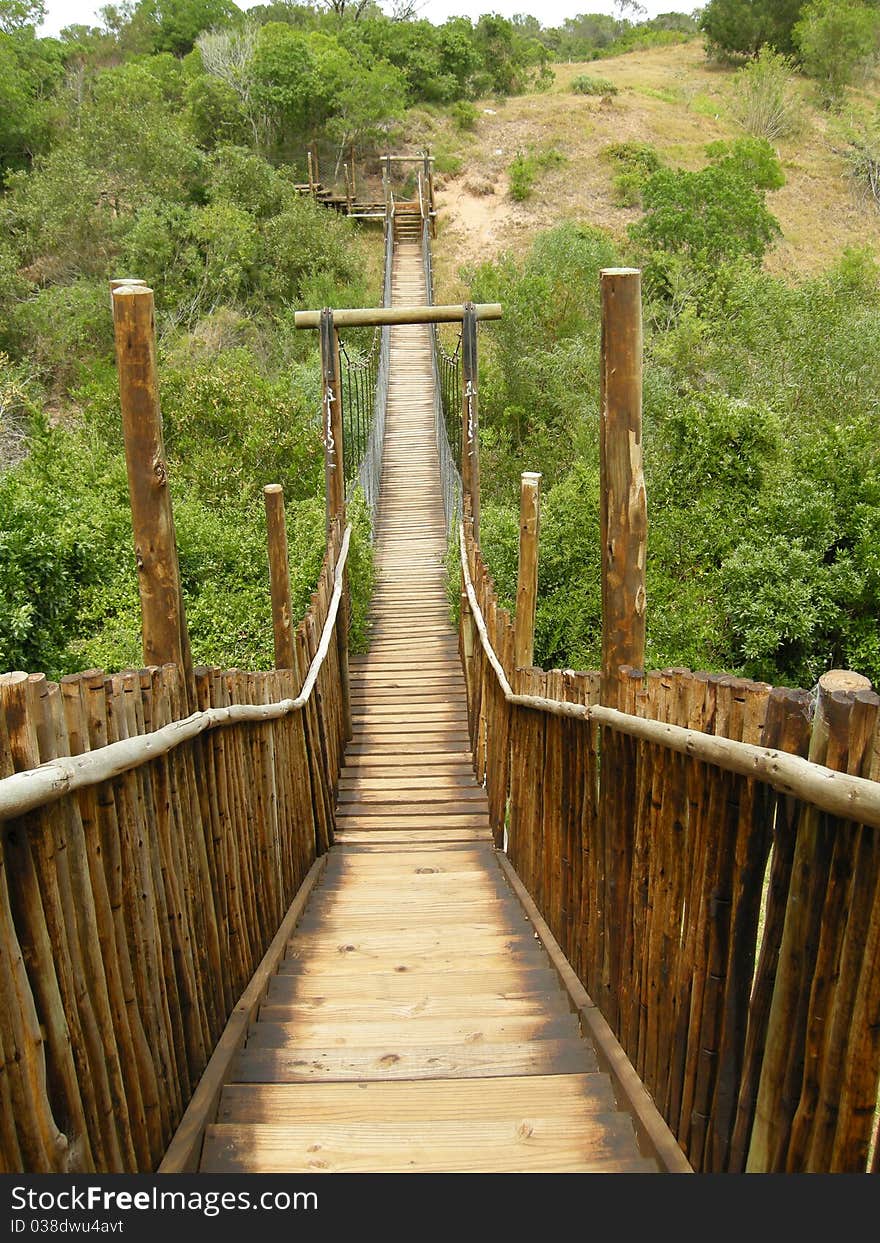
[0,520,351,1174]
[459,511,880,1174]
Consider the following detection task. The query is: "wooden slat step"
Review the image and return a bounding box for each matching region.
[336,786,486,803]
[215,1073,614,1124]
[266,967,564,1002]
[228,1038,600,1084]
[338,773,477,788]
[254,994,575,1024]
[200,1114,655,1173]
[332,830,493,844]
[245,1013,580,1048]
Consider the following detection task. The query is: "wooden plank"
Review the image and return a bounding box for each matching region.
[254,994,574,1024]
[201,1115,652,1173]
[266,967,564,1002]
[216,1072,614,1123]
[246,1013,579,1048]
[229,1038,599,1083]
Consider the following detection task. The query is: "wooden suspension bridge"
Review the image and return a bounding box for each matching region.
[1,172,880,1178]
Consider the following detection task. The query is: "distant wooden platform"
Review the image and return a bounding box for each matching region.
[192,220,662,1175]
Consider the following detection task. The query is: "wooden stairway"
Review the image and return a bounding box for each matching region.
[197,224,660,1174]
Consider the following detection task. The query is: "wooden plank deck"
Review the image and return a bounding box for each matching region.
[197,223,661,1174]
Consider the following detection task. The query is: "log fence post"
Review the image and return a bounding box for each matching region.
[111,283,194,712]
[263,485,295,670]
[599,267,646,709]
[514,471,541,673]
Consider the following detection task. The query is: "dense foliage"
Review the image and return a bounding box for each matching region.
[0,4,388,678]
[700,0,880,110]
[466,208,880,688]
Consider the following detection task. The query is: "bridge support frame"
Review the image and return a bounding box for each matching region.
[461,302,480,540]
[319,308,346,531]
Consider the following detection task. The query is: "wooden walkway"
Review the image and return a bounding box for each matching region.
[197,223,659,1174]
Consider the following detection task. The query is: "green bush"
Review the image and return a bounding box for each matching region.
[630,159,782,287]
[508,152,534,201]
[601,141,664,208]
[729,46,802,140]
[571,74,618,96]
[507,147,566,202]
[600,141,663,177]
[706,136,786,190]
[433,148,463,175]
[450,99,479,130]
[795,0,880,110]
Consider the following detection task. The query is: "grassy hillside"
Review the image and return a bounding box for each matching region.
[415,40,880,296]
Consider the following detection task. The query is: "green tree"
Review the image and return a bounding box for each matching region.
[140,0,241,55]
[0,0,45,32]
[0,30,65,172]
[794,0,880,108]
[700,0,806,59]
[630,144,783,290]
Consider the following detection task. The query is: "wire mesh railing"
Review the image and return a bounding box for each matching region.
[422,218,462,535]
[435,327,462,470]
[351,215,393,521]
[339,327,380,490]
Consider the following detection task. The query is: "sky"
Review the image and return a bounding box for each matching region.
[37,0,699,38]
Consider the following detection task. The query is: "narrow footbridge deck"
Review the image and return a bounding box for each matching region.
[197,227,658,1174]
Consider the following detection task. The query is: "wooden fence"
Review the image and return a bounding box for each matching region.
[0,520,350,1174]
[460,519,880,1173]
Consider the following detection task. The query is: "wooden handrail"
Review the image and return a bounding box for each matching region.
[0,525,352,821]
[459,523,880,829]
[295,303,502,329]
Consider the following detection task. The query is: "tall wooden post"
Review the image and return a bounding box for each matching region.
[344,162,352,213]
[307,150,315,196]
[263,484,295,669]
[424,151,436,237]
[514,471,541,670]
[319,308,345,531]
[111,284,194,711]
[332,518,353,743]
[461,302,480,541]
[599,267,646,708]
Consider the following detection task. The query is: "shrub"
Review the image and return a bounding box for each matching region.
[601,141,663,207]
[845,119,880,209]
[795,0,880,110]
[571,74,618,96]
[730,46,802,140]
[507,147,566,202]
[508,151,534,200]
[600,141,663,177]
[631,160,782,286]
[450,99,479,130]
[433,148,463,175]
[706,136,786,190]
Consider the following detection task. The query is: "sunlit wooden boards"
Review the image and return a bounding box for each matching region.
[198,228,656,1176]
